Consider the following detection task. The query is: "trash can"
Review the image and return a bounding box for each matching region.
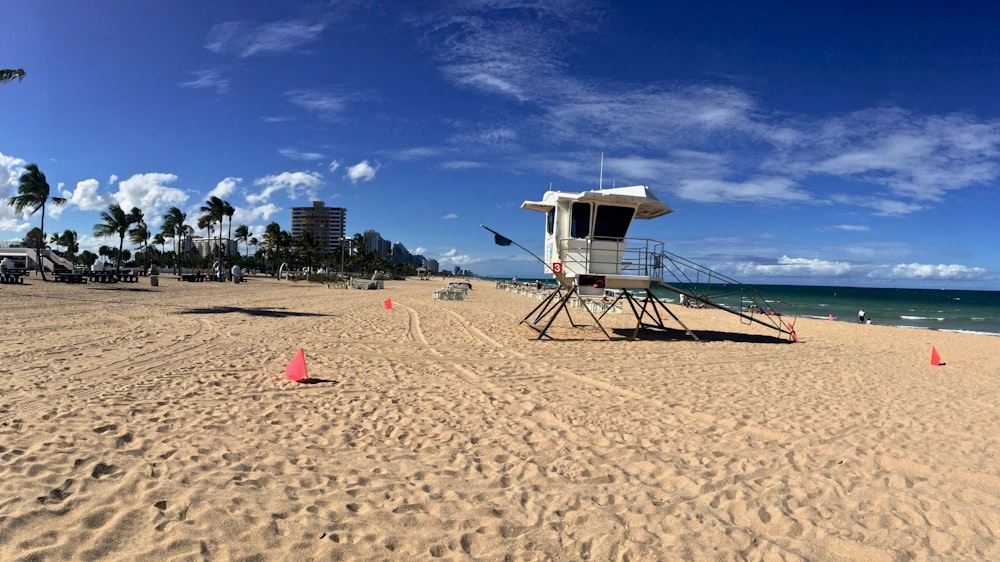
[150,274,158,287]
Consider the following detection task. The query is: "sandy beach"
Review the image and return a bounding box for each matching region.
[1,274,998,561]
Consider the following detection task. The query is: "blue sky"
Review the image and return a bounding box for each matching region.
[2,1,998,288]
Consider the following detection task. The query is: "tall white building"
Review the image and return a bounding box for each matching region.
[291,201,347,253]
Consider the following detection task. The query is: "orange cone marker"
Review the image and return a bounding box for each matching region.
[930,346,942,367]
[286,348,308,382]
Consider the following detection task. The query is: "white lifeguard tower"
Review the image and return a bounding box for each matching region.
[510,185,796,341]
[521,185,670,295]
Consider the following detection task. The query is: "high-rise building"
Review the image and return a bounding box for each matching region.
[363,229,390,258]
[291,201,347,253]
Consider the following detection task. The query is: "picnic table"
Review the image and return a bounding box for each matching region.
[1,267,27,284]
[180,273,207,282]
[88,271,117,283]
[54,271,87,283]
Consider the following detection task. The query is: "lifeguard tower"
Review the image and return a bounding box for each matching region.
[515,185,795,341]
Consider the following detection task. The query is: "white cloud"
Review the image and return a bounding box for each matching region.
[328,160,340,172]
[247,171,323,204]
[279,148,326,161]
[437,248,478,266]
[792,108,1000,202]
[0,151,26,191]
[108,174,118,185]
[676,177,811,204]
[286,89,354,122]
[346,160,378,183]
[442,213,458,220]
[832,224,870,232]
[879,263,990,281]
[208,177,241,199]
[238,203,282,223]
[734,255,854,278]
[830,194,924,216]
[114,173,189,226]
[205,19,327,58]
[440,160,483,170]
[395,147,441,160]
[450,127,517,149]
[68,178,114,210]
[179,68,230,94]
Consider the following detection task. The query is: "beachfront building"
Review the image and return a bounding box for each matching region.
[185,237,237,259]
[363,229,391,259]
[424,258,439,274]
[291,201,346,253]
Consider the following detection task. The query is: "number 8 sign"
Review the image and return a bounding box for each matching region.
[552,262,563,274]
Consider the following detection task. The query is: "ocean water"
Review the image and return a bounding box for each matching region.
[494,278,1000,336]
[659,284,1000,336]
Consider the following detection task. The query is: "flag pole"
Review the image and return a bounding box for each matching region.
[480,224,553,274]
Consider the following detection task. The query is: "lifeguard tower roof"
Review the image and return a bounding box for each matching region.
[521,185,672,219]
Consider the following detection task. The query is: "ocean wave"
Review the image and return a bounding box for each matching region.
[941,328,1000,337]
[899,315,944,322]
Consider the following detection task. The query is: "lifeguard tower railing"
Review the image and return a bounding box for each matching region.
[554,236,796,334]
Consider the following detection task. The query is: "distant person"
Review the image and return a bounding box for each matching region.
[858,309,865,323]
[535,279,542,290]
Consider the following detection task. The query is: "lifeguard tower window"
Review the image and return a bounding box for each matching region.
[594,205,635,239]
[571,202,591,238]
[546,209,554,235]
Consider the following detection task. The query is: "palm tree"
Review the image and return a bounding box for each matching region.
[249,236,259,270]
[128,208,148,270]
[199,196,226,278]
[93,203,139,272]
[234,225,251,262]
[223,201,235,278]
[8,163,66,280]
[52,229,79,265]
[152,233,166,262]
[0,68,25,84]
[129,222,150,270]
[161,206,187,274]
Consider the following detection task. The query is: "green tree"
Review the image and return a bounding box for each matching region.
[93,203,140,272]
[234,224,251,261]
[152,233,166,262]
[50,229,79,265]
[223,201,235,278]
[79,250,97,268]
[161,206,187,274]
[199,196,227,277]
[8,163,66,280]
[0,68,25,84]
[129,221,150,270]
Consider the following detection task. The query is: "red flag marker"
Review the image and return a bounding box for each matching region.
[286,348,308,382]
[930,346,942,367]
[384,298,393,310]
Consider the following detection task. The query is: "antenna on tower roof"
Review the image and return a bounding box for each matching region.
[599,152,604,190]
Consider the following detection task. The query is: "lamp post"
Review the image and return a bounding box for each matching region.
[340,237,348,276]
